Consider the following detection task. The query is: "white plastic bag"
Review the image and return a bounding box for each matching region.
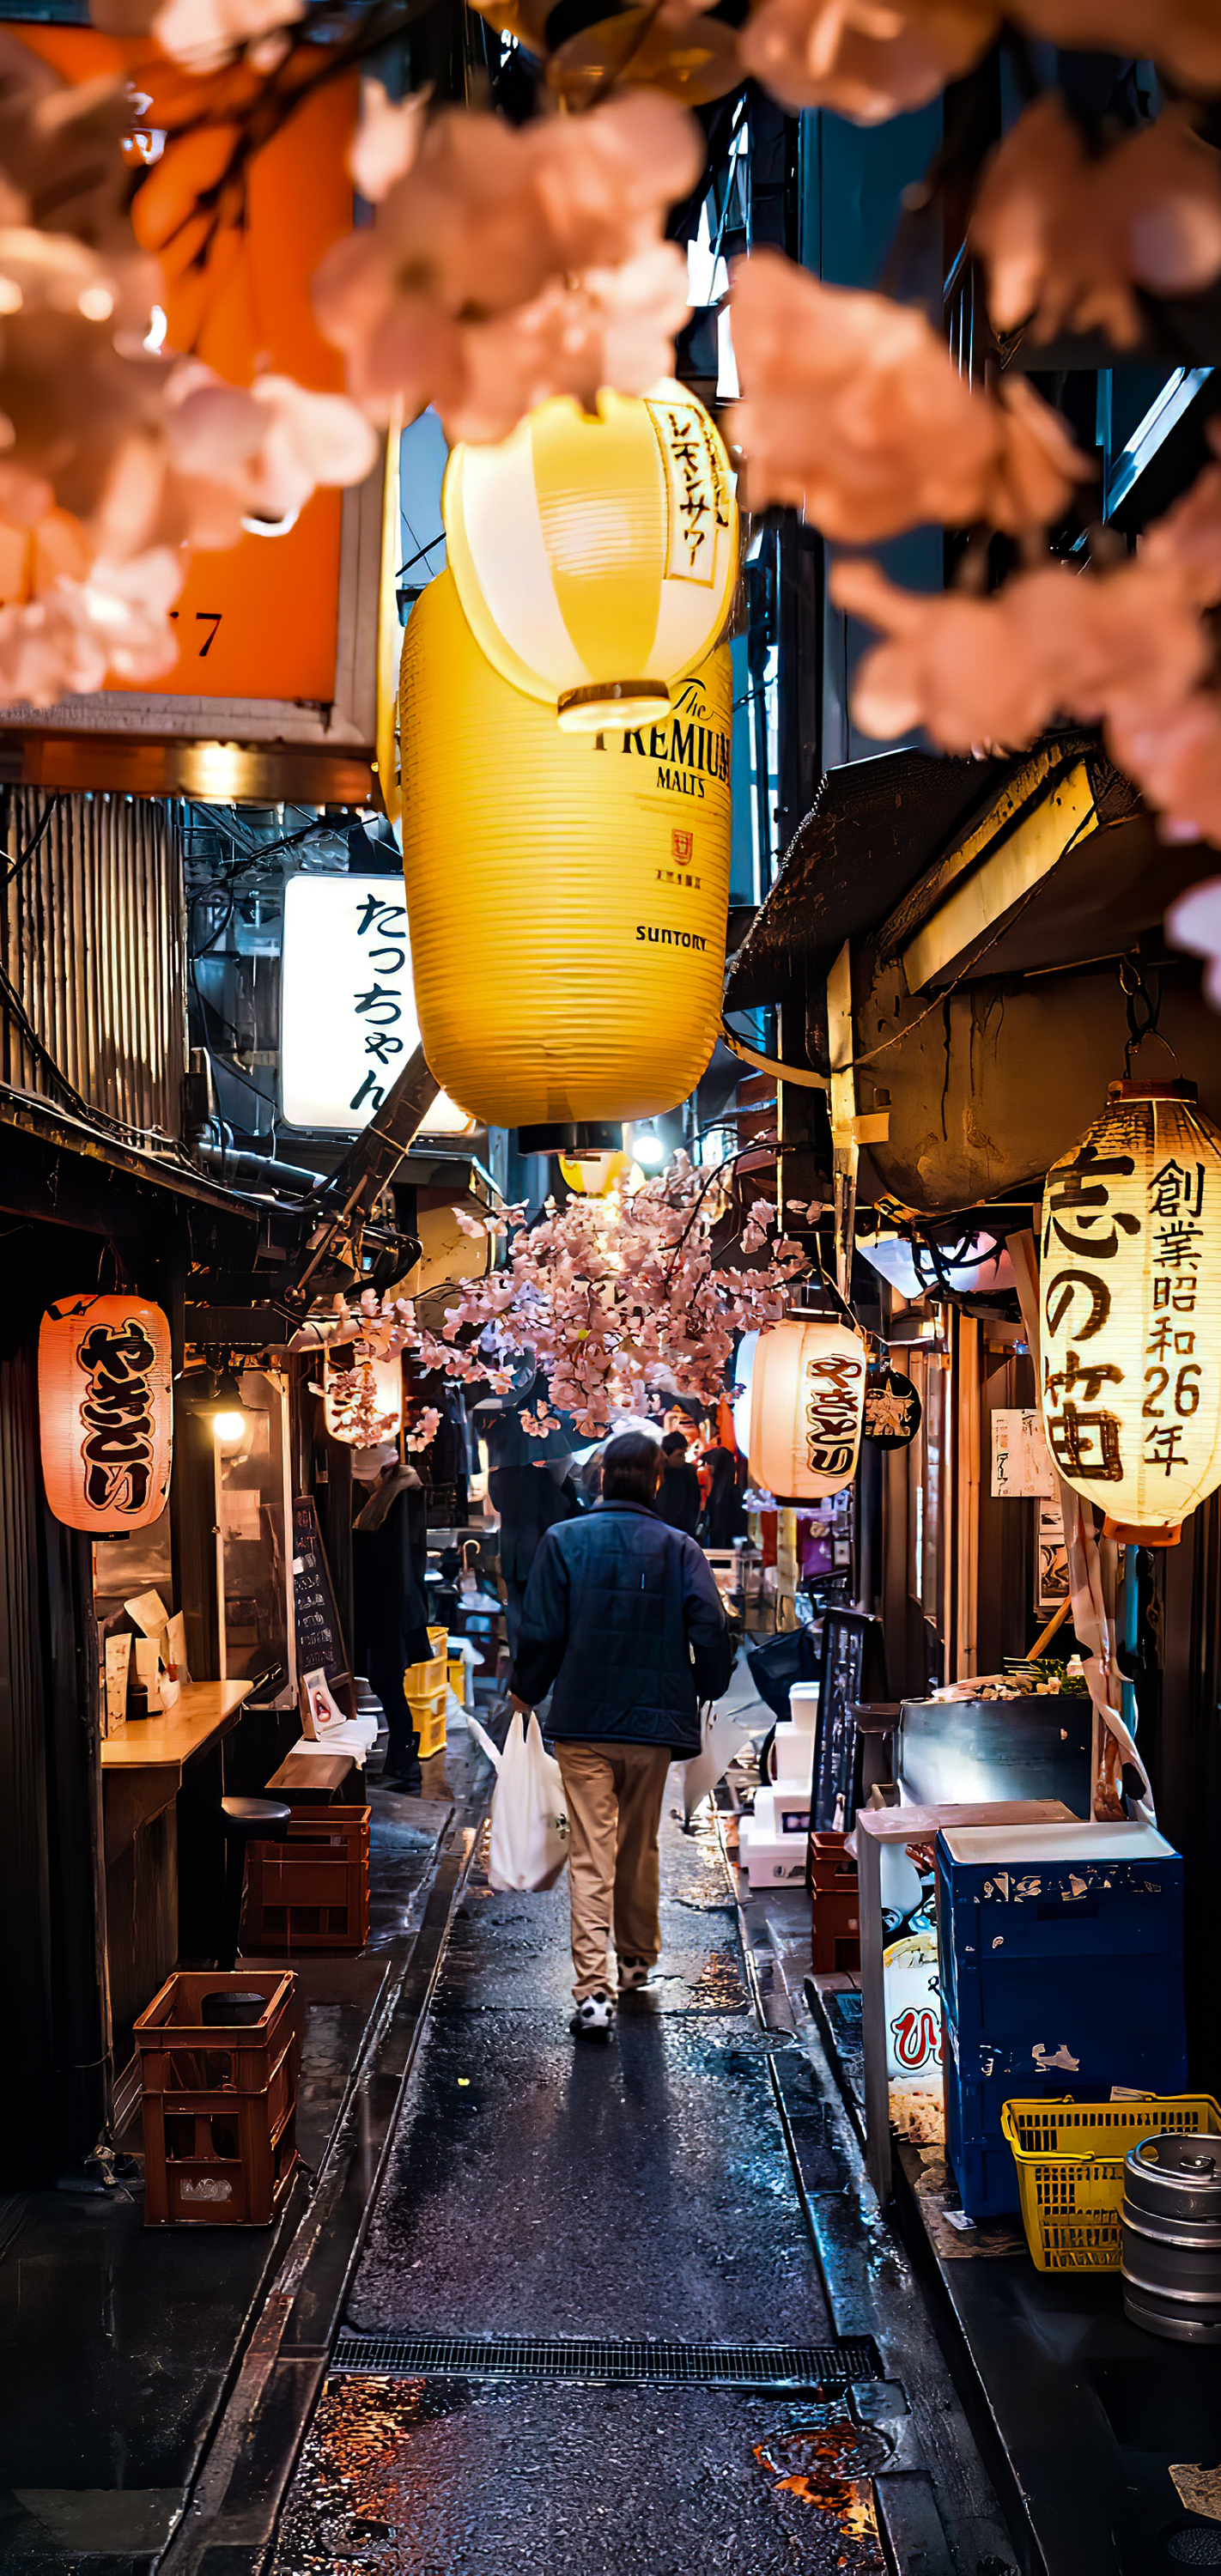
[467,1710,569,1892]
[683,1702,750,1821]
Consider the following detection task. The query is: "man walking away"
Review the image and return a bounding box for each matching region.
[508,1431,733,2040]
[656,1428,702,1537]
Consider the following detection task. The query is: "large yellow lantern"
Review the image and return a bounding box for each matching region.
[39,1294,173,1532]
[1041,1078,1221,1540]
[441,381,738,733]
[749,1317,868,1501]
[399,568,732,1127]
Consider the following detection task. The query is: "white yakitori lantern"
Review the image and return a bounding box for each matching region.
[441,380,738,732]
[1041,1078,1221,1542]
[323,1342,404,1449]
[749,1316,867,1500]
[39,1293,173,1531]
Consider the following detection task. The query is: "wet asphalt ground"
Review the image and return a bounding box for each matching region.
[270,1788,893,2576]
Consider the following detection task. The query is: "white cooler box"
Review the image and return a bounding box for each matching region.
[738,1681,818,1886]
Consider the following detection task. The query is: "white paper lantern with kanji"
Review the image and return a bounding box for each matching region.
[749,1316,867,1501]
[323,1342,404,1449]
[39,1293,173,1531]
[1041,1079,1221,1540]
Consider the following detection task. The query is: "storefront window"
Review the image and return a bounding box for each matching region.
[216,1369,294,1692]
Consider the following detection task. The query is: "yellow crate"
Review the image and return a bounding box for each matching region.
[404,1625,447,1701]
[410,1691,446,1761]
[447,1656,467,1709]
[1001,2094,1221,2273]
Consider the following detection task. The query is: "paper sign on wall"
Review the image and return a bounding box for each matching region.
[1036,1495,1070,1612]
[992,1408,1055,1498]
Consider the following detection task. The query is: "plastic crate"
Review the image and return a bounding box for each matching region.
[134,1970,301,2226]
[246,1807,369,1953]
[133,1970,296,2095]
[410,1689,446,1761]
[937,1821,1188,2219]
[809,1832,860,1972]
[1001,2093,1221,2273]
[404,1626,447,1698]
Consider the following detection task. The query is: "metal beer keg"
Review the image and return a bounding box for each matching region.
[1121,2134,1221,2343]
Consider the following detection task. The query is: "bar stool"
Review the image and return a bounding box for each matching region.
[219,1795,291,1970]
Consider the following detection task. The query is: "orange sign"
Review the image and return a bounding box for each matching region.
[9,21,360,708]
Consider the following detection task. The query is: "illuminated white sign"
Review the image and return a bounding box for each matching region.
[280,874,473,1135]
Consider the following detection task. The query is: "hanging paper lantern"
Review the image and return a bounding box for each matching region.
[39,1294,173,1532]
[749,1317,868,1501]
[441,381,738,732]
[558,1147,631,1196]
[1041,1078,1221,1541]
[323,1341,404,1449]
[399,568,732,1127]
[863,1365,922,1449]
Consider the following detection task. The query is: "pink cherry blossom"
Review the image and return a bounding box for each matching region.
[150,0,305,73]
[831,550,1210,756]
[971,98,1221,349]
[730,250,1089,541]
[1109,695,1221,849]
[1167,871,1221,999]
[738,0,997,123]
[1011,0,1221,95]
[162,362,378,535]
[312,92,701,438]
[348,82,429,207]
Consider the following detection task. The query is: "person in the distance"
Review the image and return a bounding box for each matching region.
[655,1427,702,1537]
[507,1431,732,2040]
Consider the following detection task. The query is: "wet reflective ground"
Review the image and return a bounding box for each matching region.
[272,1795,887,2573]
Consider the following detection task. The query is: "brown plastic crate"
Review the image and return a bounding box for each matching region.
[142,2090,297,2226]
[809,1831,860,1972]
[135,1970,301,2226]
[133,1969,298,2098]
[246,1805,370,1953]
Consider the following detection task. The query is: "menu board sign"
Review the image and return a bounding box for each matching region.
[290,1494,346,1682]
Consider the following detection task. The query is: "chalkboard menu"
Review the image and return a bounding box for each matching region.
[813,1607,887,1832]
[291,1494,347,1681]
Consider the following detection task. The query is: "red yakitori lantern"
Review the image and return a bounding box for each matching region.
[39,1293,173,1531]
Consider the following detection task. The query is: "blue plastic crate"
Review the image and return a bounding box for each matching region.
[936,1822,1187,2221]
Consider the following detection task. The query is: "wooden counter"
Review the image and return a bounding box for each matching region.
[102,1680,253,1778]
[101,1681,254,1873]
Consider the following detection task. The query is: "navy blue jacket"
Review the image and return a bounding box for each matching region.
[509,1498,732,1755]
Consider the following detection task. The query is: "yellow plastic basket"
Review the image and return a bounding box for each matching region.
[408,1690,446,1761]
[404,1625,447,1700]
[1002,2094,1221,2273]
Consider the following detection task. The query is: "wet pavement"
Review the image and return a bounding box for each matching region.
[0,1772,455,2576]
[270,1795,896,2576]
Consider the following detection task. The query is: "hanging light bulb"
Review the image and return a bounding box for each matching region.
[630,1121,665,1171]
[1041,1078,1221,1541]
[749,1315,867,1501]
[441,381,738,732]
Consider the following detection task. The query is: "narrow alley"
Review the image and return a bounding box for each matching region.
[265,1705,1017,2576]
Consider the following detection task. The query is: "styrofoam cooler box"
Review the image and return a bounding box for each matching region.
[739,1788,809,1885]
[937,1821,1187,2219]
[739,1683,820,1885]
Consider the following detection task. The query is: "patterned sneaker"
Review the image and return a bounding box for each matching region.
[570,1989,616,2040]
[617,1959,652,1994]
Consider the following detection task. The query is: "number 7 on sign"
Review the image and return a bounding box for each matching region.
[195,612,222,658]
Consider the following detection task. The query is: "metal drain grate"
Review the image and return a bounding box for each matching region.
[329,2335,881,2390]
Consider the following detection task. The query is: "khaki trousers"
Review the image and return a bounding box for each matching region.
[555,1740,672,2002]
